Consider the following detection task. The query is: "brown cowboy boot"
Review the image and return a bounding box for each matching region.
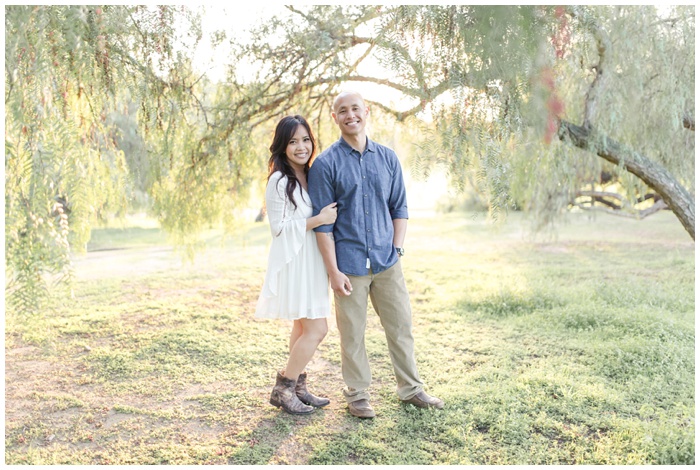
[295,372,330,407]
[269,371,314,415]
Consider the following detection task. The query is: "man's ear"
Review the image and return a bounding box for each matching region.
[331,111,338,124]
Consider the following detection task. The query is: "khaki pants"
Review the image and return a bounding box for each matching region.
[334,260,424,402]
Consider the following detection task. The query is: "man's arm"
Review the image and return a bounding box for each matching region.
[316,232,352,297]
[392,218,407,249]
[308,157,352,296]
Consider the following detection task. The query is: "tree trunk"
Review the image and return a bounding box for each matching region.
[559,120,695,240]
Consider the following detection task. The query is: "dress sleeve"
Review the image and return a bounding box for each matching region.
[262,172,307,297]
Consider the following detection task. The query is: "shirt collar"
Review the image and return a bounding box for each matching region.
[338,136,376,155]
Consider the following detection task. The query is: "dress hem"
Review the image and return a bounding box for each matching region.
[254,312,331,320]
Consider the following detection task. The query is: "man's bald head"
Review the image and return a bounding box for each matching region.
[331,91,370,143]
[332,91,366,112]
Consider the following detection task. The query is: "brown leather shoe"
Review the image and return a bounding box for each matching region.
[401,391,444,409]
[348,399,375,418]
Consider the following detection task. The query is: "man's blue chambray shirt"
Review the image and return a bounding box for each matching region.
[308,136,408,276]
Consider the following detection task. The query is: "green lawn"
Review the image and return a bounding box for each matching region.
[4,210,695,464]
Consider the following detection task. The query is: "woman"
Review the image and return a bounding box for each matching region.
[254,115,337,415]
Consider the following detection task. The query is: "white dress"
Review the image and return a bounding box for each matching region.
[254,171,331,320]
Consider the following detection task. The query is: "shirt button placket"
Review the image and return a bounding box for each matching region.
[360,153,372,269]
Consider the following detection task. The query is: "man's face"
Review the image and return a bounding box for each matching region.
[332,94,369,138]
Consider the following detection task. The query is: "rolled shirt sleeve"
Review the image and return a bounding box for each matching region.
[387,149,409,220]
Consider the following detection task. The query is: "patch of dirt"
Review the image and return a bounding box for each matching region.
[45,408,85,428]
[181,419,227,439]
[103,411,136,429]
[5,359,58,395]
[6,345,41,357]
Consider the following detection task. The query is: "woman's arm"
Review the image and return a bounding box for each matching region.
[306,202,337,231]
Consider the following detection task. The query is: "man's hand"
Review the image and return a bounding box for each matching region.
[330,271,353,297]
[316,232,351,296]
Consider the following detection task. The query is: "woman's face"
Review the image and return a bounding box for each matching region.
[285,125,313,172]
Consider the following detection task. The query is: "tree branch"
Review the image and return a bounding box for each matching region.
[367,100,424,122]
[576,190,627,202]
[285,5,379,48]
[575,190,666,211]
[559,120,694,239]
[571,7,612,129]
[313,74,415,95]
[572,197,668,219]
[576,190,628,208]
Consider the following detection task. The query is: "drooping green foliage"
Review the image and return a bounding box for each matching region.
[376,5,694,233]
[236,5,693,234]
[4,5,264,313]
[5,5,134,312]
[5,5,695,313]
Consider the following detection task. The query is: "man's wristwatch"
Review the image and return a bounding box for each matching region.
[396,247,405,257]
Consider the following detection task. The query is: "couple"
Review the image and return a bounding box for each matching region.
[254,91,443,418]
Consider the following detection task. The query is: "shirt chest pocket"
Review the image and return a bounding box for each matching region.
[364,159,391,199]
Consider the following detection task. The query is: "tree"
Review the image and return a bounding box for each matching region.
[399,5,695,237]
[224,5,694,236]
[4,5,262,313]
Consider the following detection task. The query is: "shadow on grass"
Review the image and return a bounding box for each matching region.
[302,403,460,465]
[226,407,342,465]
[224,392,445,465]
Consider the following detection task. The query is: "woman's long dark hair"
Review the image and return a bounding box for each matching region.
[267,115,317,210]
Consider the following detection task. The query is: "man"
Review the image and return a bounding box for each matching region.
[307,91,444,419]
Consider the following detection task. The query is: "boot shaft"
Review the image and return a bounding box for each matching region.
[270,371,314,414]
[295,372,330,408]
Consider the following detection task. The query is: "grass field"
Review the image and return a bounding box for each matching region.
[4,210,695,464]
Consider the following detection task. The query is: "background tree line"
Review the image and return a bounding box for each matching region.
[5,5,694,313]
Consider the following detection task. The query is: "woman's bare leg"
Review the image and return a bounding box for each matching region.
[289,319,303,353]
[283,318,328,380]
